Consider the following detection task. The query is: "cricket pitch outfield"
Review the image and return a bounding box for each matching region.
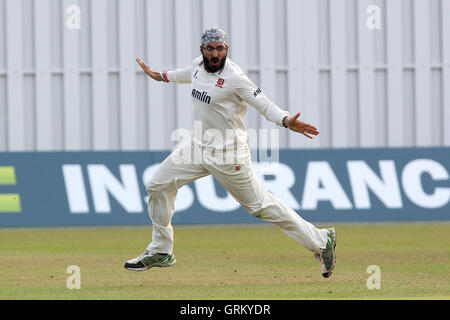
[0,223,449,300]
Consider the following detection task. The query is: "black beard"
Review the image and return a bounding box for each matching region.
[202,54,227,73]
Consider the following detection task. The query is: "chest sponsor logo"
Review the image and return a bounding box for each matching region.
[192,89,211,104]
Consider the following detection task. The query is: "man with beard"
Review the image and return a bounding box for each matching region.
[125,27,337,278]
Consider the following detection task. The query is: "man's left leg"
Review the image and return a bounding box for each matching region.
[208,157,336,277]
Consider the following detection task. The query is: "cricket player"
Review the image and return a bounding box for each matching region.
[124,27,337,278]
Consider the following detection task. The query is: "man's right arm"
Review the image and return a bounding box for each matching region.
[166,66,192,84]
[136,57,164,81]
[136,57,191,84]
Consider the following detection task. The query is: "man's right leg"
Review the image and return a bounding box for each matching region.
[145,150,208,255]
[124,141,208,271]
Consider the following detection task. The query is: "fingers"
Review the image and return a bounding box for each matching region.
[302,126,318,134]
[290,125,319,138]
[136,57,149,69]
[305,126,320,135]
[303,129,319,136]
[291,120,319,134]
[302,132,313,139]
[300,127,319,139]
[285,113,301,128]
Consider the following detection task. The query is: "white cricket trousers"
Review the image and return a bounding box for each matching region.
[145,140,329,255]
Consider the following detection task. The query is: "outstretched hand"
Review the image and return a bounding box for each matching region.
[136,57,160,81]
[285,112,320,139]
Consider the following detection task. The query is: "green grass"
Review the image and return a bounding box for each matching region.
[0,223,449,300]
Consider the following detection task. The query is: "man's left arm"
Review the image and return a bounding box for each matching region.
[282,112,320,139]
[234,72,289,127]
[234,72,319,139]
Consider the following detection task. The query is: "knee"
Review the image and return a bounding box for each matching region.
[146,179,176,197]
[146,179,165,195]
[245,200,266,218]
[245,192,275,218]
[145,179,156,194]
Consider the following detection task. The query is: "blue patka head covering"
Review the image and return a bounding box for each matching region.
[201,26,230,46]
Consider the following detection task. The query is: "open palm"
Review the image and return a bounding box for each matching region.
[136,57,160,81]
[286,112,320,139]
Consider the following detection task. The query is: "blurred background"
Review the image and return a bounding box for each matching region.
[1,0,449,152]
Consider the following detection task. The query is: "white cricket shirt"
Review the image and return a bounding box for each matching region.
[167,56,290,152]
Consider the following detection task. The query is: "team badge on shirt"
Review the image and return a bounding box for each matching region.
[216,78,225,88]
